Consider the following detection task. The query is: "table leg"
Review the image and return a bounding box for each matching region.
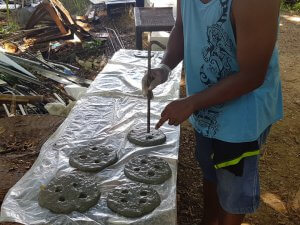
[135,29,143,50]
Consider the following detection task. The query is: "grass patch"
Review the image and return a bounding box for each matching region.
[60,0,91,16]
[281,1,300,13]
[0,21,19,36]
[83,39,103,49]
[293,2,300,11]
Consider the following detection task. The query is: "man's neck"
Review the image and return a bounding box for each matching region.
[201,0,212,4]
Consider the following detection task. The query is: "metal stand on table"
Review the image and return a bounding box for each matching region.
[134,7,175,50]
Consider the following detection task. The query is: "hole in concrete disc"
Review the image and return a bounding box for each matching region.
[94,159,100,163]
[92,147,97,150]
[154,165,161,169]
[58,196,65,202]
[55,187,62,192]
[121,189,129,194]
[80,155,87,159]
[79,193,87,198]
[141,159,147,164]
[121,198,128,203]
[140,191,148,196]
[134,167,140,172]
[146,135,153,140]
[73,183,78,188]
[148,170,155,176]
[104,152,109,156]
[139,199,147,204]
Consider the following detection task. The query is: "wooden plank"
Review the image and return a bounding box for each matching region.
[24,31,71,44]
[25,4,48,29]
[50,0,75,25]
[43,2,68,35]
[0,94,45,104]
[25,1,68,35]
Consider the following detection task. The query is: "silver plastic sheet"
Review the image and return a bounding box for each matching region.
[0,49,182,225]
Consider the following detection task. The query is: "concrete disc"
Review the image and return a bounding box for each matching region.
[107,183,161,218]
[69,146,118,172]
[127,128,166,147]
[124,155,172,185]
[38,171,101,214]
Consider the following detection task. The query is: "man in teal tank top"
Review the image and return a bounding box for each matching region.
[142,0,283,224]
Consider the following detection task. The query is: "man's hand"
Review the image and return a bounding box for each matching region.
[156,97,194,129]
[142,65,170,97]
[141,0,183,98]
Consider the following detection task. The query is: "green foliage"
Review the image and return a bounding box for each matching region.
[5,0,10,18]
[294,2,300,11]
[281,0,300,12]
[0,21,19,36]
[83,39,103,50]
[60,0,91,16]
[0,0,20,36]
[283,0,300,5]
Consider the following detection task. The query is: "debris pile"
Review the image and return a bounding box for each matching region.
[0,0,135,118]
[0,50,81,117]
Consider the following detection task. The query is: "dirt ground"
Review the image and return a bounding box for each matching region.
[0,11,300,225]
[0,115,65,207]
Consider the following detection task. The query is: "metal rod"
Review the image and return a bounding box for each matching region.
[112,23,125,49]
[105,27,124,50]
[18,104,26,115]
[147,93,151,133]
[3,104,11,117]
[147,42,152,133]
[105,28,116,53]
[147,40,167,133]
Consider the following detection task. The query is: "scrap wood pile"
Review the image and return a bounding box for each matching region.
[0,0,132,118]
[1,0,128,60]
[0,0,95,117]
[22,0,95,50]
[2,0,101,54]
[0,50,87,117]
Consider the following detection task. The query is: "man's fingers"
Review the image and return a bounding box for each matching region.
[147,90,153,100]
[155,116,168,130]
[142,75,149,97]
[168,118,176,125]
[161,108,167,117]
[142,74,160,97]
[148,78,161,91]
[173,121,180,126]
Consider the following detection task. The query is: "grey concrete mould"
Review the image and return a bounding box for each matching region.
[107,183,161,218]
[127,128,166,147]
[69,145,118,172]
[124,155,172,185]
[38,171,101,214]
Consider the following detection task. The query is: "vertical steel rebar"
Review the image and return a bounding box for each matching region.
[147,42,151,133]
[147,40,166,133]
[147,93,151,133]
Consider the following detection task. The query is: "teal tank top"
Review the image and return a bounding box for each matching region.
[181,0,283,142]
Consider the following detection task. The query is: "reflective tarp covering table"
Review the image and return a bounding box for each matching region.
[0,49,182,225]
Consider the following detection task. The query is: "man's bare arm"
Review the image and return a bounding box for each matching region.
[156,0,281,128]
[161,0,184,70]
[186,0,280,110]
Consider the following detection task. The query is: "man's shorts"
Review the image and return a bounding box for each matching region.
[194,127,271,214]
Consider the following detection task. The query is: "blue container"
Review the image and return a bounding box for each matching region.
[136,0,144,7]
